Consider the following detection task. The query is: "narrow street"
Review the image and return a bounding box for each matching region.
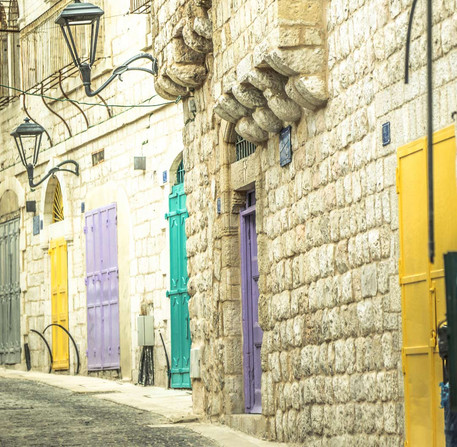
[0,378,218,447]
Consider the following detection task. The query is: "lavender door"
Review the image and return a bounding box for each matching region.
[85,204,120,370]
[240,191,263,413]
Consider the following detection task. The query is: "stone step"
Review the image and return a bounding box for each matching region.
[227,414,267,440]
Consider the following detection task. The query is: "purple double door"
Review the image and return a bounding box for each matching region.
[240,191,263,413]
[85,204,120,370]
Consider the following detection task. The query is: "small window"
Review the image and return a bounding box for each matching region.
[52,181,64,223]
[92,149,104,166]
[235,134,256,161]
[176,159,185,185]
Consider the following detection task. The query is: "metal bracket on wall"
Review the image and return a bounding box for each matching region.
[41,83,72,138]
[96,93,112,119]
[22,94,53,147]
[59,71,89,130]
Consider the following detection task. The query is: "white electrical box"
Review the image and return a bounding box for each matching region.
[137,315,154,346]
[190,346,202,379]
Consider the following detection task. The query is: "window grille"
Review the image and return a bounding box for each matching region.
[0,0,20,109]
[52,182,64,223]
[176,160,185,185]
[130,0,151,14]
[0,0,19,32]
[92,149,105,166]
[235,134,256,161]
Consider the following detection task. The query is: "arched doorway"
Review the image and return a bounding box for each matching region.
[45,178,69,370]
[0,190,20,365]
[166,158,191,388]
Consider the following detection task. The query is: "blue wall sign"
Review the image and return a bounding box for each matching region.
[33,215,40,235]
[382,122,391,146]
[280,126,292,167]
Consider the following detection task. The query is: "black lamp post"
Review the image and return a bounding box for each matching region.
[11,118,79,190]
[56,0,158,97]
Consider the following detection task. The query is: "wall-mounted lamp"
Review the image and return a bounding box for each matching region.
[11,118,79,190]
[56,1,158,97]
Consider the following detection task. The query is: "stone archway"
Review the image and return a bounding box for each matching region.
[0,189,20,223]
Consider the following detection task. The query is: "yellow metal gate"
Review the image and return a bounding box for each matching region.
[49,238,69,370]
[398,125,457,446]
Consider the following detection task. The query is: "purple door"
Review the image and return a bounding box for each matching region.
[85,204,120,370]
[240,191,263,413]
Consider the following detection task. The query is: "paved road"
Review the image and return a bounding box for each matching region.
[0,378,218,447]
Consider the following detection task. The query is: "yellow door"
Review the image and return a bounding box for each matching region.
[49,238,69,370]
[398,125,457,446]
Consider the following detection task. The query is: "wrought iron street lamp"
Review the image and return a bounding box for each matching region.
[11,118,79,190]
[56,0,158,97]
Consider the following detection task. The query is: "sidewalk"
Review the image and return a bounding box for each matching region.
[0,368,288,447]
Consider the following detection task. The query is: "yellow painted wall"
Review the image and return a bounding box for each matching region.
[49,237,69,370]
[398,125,457,446]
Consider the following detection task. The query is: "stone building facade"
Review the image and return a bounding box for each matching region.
[151,0,457,444]
[0,0,185,388]
[2,0,457,444]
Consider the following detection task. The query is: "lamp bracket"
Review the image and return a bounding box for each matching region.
[80,53,158,97]
[26,160,80,191]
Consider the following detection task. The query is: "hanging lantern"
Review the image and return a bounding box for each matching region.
[10,118,45,168]
[55,1,158,97]
[10,118,79,190]
[55,0,104,68]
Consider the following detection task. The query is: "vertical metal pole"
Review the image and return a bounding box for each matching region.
[427,0,435,264]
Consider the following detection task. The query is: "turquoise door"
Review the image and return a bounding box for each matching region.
[166,163,191,388]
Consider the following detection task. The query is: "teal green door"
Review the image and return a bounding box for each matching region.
[167,165,191,389]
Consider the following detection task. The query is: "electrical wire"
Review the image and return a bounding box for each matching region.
[0,84,182,108]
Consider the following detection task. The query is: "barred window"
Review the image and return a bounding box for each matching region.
[130,0,151,14]
[235,134,256,161]
[176,159,185,185]
[0,0,20,109]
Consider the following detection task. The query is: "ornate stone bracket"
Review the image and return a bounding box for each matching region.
[213,49,328,144]
[212,0,328,144]
[153,0,213,98]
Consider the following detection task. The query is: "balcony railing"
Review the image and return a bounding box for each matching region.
[130,0,151,14]
[0,1,19,108]
[0,0,19,33]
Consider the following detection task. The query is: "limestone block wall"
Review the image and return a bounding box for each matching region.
[0,0,185,385]
[152,0,457,443]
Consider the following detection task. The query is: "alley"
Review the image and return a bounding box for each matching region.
[0,378,217,447]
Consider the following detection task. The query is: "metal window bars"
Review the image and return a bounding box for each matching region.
[52,181,64,223]
[0,0,19,32]
[130,0,151,14]
[176,159,185,185]
[235,134,256,161]
[0,1,19,108]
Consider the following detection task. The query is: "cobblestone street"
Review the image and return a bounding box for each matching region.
[0,378,218,447]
